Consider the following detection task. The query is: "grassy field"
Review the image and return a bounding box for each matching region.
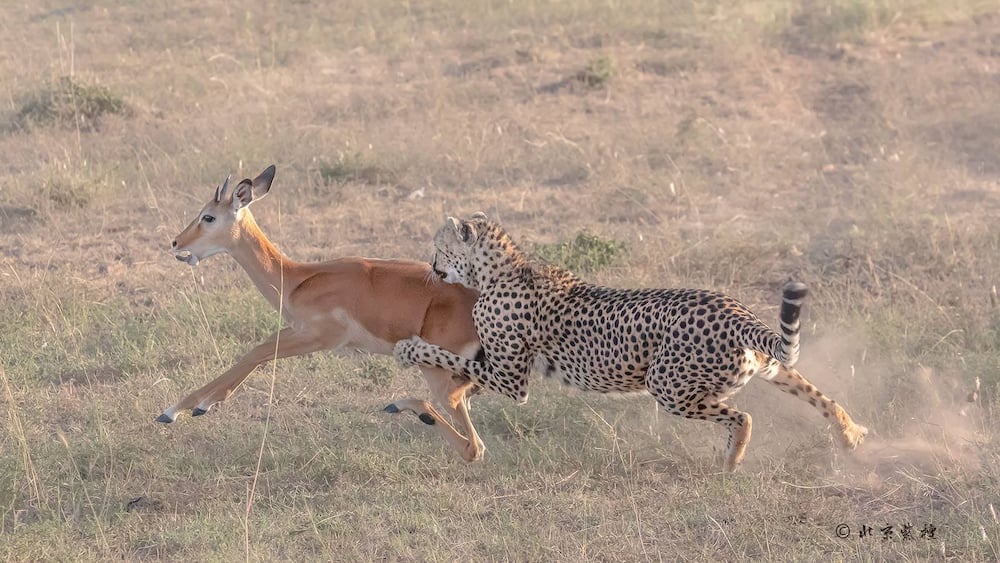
[2,0,1000,560]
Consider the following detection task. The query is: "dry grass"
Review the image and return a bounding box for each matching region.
[1,0,999,560]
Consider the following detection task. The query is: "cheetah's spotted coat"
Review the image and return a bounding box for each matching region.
[395,213,868,471]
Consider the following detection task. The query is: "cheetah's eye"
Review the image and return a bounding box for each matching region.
[201,214,216,223]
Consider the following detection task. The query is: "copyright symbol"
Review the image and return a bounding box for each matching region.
[835,524,851,538]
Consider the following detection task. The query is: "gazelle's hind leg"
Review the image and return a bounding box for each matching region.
[383,367,485,462]
[764,364,868,449]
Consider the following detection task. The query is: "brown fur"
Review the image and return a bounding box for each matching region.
[159,166,486,462]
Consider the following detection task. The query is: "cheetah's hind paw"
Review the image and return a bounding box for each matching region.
[841,422,869,450]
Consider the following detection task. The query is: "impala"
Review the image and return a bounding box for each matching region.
[157,165,486,462]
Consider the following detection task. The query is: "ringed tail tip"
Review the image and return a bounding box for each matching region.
[778,281,808,367]
[782,281,808,301]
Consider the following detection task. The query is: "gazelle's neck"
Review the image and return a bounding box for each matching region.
[228,209,301,310]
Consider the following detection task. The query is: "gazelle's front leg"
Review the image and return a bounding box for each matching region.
[395,336,531,404]
[156,328,328,422]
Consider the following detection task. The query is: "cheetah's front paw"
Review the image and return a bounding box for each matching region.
[394,336,425,368]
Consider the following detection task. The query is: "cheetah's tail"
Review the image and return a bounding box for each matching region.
[774,281,808,367]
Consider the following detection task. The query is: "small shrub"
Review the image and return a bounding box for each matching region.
[779,0,894,54]
[14,76,128,130]
[45,175,105,210]
[574,56,614,88]
[318,152,396,186]
[357,356,395,389]
[533,231,626,273]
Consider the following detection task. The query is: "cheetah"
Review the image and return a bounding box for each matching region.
[395,213,869,471]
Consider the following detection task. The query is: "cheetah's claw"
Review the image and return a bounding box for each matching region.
[840,423,869,450]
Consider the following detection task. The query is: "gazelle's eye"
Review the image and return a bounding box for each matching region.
[201,215,215,223]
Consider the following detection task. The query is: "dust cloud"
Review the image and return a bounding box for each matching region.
[740,332,988,478]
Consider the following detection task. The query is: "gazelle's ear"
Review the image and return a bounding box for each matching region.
[232,165,276,210]
[252,165,276,199]
[232,179,254,209]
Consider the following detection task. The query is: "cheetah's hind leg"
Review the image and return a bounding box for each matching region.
[765,365,868,450]
[646,372,754,472]
[663,398,753,472]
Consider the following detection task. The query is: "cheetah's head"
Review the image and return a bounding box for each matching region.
[430,212,492,289]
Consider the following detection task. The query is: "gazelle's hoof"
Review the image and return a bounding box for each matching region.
[192,407,209,417]
[383,403,400,414]
[155,413,175,424]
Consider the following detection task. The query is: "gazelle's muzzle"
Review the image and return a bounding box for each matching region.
[173,250,199,266]
[171,239,199,266]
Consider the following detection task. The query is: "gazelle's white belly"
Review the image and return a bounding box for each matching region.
[328,308,394,355]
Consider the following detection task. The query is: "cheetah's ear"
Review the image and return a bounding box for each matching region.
[448,216,477,244]
[460,222,476,243]
[465,212,488,240]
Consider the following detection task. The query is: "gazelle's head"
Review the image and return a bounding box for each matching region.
[171,164,276,266]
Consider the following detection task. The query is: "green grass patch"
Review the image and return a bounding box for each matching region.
[42,172,105,210]
[777,0,895,54]
[574,55,615,88]
[317,152,398,186]
[12,76,128,131]
[533,231,626,273]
